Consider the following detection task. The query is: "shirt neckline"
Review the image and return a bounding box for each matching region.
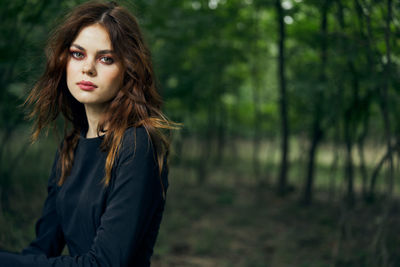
[79,129,105,142]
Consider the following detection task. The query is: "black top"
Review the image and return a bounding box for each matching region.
[0,127,168,266]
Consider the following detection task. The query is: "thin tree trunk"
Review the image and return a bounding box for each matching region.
[368,139,400,200]
[301,0,328,205]
[336,0,359,206]
[354,0,374,202]
[355,0,384,202]
[302,127,321,205]
[368,0,394,200]
[357,116,369,200]
[328,127,340,202]
[344,118,355,206]
[275,0,289,195]
[381,0,394,198]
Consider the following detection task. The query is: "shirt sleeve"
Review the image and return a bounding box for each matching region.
[21,149,66,257]
[0,128,165,267]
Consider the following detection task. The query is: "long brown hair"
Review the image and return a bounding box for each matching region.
[25,1,176,198]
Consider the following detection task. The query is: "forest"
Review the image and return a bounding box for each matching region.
[0,0,400,266]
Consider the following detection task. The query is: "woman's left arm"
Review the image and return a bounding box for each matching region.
[0,128,166,267]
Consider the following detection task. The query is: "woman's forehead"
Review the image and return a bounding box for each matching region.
[72,24,113,51]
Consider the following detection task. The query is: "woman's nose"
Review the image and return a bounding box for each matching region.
[82,60,96,76]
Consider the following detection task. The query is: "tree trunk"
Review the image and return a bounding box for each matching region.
[344,118,355,206]
[381,0,394,197]
[328,127,340,201]
[357,115,369,200]
[367,0,394,200]
[336,0,362,206]
[301,0,328,205]
[302,124,322,205]
[368,140,400,201]
[275,0,289,196]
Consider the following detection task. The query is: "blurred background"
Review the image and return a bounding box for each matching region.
[1,0,400,266]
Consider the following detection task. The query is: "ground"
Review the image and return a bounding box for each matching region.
[151,166,400,267]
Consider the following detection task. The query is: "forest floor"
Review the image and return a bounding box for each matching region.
[151,166,400,267]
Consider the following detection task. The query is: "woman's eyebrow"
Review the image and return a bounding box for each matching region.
[70,43,114,54]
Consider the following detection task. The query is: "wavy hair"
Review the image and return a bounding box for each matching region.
[25,1,177,198]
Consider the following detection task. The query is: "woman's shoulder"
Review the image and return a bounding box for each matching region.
[121,126,151,149]
[118,126,154,161]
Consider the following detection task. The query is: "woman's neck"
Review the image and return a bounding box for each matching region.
[84,104,106,138]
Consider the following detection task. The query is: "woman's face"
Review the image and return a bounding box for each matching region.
[66,23,124,111]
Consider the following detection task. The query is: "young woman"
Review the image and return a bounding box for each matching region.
[0,1,175,266]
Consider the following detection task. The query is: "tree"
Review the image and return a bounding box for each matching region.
[275,0,290,195]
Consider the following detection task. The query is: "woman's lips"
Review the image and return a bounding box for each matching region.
[77,81,97,91]
[78,84,97,91]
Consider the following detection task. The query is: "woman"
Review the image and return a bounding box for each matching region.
[0,1,175,266]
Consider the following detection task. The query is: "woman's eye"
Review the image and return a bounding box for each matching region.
[71,51,84,59]
[100,56,114,64]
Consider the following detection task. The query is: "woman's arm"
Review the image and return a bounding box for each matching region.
[0,128,166,267]
[21,150,66,257]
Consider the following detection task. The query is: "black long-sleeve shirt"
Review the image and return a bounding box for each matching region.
[0,127,168,266]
